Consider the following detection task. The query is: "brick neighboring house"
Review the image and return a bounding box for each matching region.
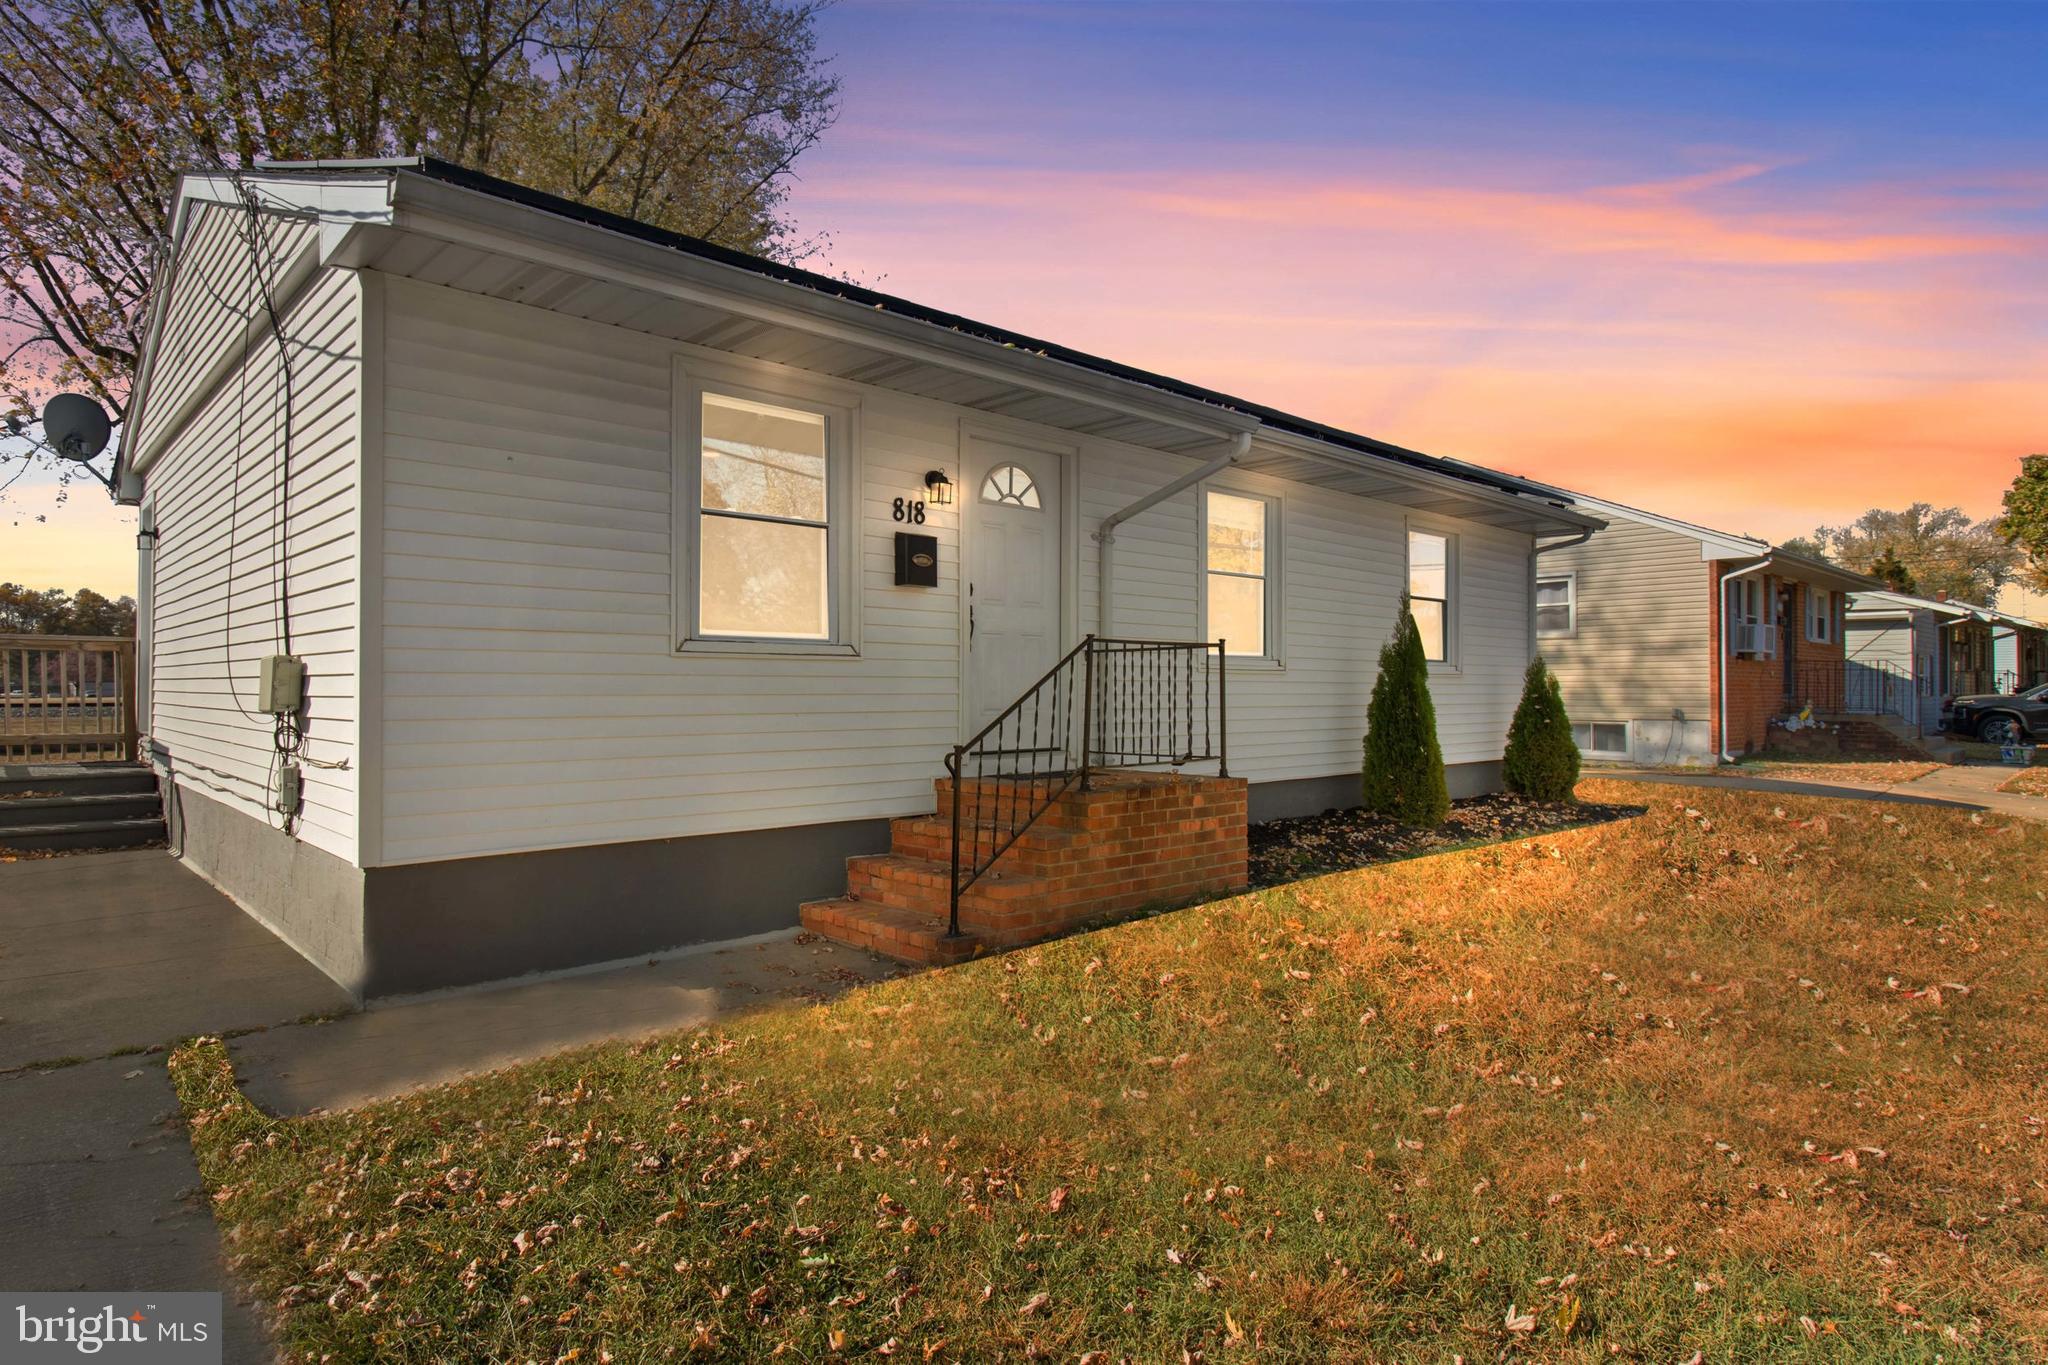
[1531,494,1881,764]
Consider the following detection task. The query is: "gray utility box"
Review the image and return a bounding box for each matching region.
[257,654,305,714]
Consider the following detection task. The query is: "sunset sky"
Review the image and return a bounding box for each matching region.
[7,1,2045,610]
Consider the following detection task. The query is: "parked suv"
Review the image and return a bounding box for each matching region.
[1944,682,2048,745]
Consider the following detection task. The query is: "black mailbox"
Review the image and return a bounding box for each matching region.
[894,532,939,587]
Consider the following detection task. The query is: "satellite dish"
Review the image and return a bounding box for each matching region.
[42,393,112,462]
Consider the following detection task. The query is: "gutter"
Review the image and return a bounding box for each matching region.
[1095,430,1254,637]
[1528,528,1597,660]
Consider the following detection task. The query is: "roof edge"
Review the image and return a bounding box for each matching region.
[373,156,1571,510]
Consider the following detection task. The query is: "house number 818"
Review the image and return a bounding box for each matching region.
[892,497,927,524]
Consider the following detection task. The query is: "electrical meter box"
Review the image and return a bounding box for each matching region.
[257,654,306,714]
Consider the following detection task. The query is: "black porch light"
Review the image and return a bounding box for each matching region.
[924,469,955,506]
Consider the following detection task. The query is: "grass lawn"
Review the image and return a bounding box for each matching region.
[1735,757,1943,787]
[172,779,2048,1362]
[1998,767,2048,798]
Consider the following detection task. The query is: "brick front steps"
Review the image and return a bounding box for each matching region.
[801,771,1247,966]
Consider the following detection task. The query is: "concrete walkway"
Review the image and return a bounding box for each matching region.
[231,930,900,1115]
[0,847,903,1364]
[0,1056,273,1364]
[0,847,354,1364]
[1592,763,2047,822]
[0,848,354,1070]
[1893,762,2048,822]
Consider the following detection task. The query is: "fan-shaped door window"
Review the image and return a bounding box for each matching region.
[980,463,1042,509]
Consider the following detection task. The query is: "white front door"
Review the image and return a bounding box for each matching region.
[966,438,1063,735]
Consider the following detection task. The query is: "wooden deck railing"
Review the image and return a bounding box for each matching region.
[0,633,138,763]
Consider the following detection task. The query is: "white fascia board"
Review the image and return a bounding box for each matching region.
[389,174,1593,534]
[1852,589,1969,619]
[391,175,1255,446]
[1545,489,1767,560]
[1256,428,1604,536]
[118,171,399,493]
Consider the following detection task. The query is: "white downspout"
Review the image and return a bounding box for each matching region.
[1529,529,1596,661]
[1095,429,1254,637]
[1716,560,1775,762]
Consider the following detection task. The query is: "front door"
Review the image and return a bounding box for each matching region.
[1779,583,1797,703]
[966,437,1063,735]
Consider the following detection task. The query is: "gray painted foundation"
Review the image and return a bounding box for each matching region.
[163,779,367,996]
[1246,760,1503,822]
[164,780,890,1001]
[174,759,1511,1000]
[357,817,890,998]
[1626,718,1715,767]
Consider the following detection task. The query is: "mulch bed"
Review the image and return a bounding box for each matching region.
[1248,791,1645,888]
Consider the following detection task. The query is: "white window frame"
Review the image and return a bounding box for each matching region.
[1572,720,1629,758]
[672,358,862,656]
[1729,576,1774,659]
[1805,586,1835,644]
[1535,571,1576,639]
[1198,484,1283,666]
[1405,524,1457,668]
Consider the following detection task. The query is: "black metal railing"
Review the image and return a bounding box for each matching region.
[943,635,1226,937]
[1836,659,1913,718]
[1781,659,1846,715]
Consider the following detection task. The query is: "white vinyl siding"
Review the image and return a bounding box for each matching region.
[133,202,317,459]
[1846,608,1943,729]
[142,263,362,860]
[1073,449,1533,775]
[373,275,1541,863]
[1536,516,1712,734]
[375,278,957,864]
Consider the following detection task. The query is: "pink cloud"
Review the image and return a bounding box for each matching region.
[794,151,2045,544]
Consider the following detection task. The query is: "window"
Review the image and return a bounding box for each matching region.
[1806,587,1834,643]
[678,371,856,652]
[980,463,1041,508]
[1572,721,1628,756]
[1204,489,1272,658]
[1536,574,1575,638]
[1728,577,1772,658]
[1407,529,1451,662]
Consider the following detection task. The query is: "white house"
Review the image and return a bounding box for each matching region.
[117,158,1601,998]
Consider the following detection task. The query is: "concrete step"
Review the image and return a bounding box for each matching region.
[798,897,982,966]
[0,762,157,799]
[0,791,164,830]
[0,816,167,853]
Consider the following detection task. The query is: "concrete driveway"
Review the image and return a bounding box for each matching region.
[0,847,352,1070]
[0,847,352,1363]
